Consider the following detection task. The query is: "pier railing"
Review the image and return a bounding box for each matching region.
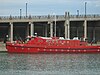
[0,14,100,21]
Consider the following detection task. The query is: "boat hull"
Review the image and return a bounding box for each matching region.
[6,43,100,53]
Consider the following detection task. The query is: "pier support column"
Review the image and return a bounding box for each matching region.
[64,12,70,39]
[30,22,34,36]
[68,20,70,39]
[48,15,53,37]
[64,21,67,39]
[84,20,87,39]
[50,22,53,37]
[10,22,13,43]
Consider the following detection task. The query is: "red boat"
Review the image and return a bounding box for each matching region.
[6,36,100,53]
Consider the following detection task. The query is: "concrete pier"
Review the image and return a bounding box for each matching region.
[0,12,100,50]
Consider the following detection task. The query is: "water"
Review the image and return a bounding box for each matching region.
[0,52,100,75]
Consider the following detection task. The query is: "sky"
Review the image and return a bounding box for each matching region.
[0,0,100,16]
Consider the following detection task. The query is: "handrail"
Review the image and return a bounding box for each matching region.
[0,14,100,20]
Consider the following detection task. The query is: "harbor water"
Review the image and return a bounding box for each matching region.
[0,52,100,75]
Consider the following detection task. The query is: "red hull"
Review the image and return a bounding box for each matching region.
[6,37,100,53]
[6,43,100,53]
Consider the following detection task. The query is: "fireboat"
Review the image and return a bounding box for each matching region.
[6,35,100,53]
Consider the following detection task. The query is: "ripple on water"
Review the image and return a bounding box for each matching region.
[0,53,100,75]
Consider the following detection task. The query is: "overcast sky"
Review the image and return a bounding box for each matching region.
[0,0,100,16]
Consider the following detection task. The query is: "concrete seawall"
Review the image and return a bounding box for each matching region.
[0,42,7,52]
